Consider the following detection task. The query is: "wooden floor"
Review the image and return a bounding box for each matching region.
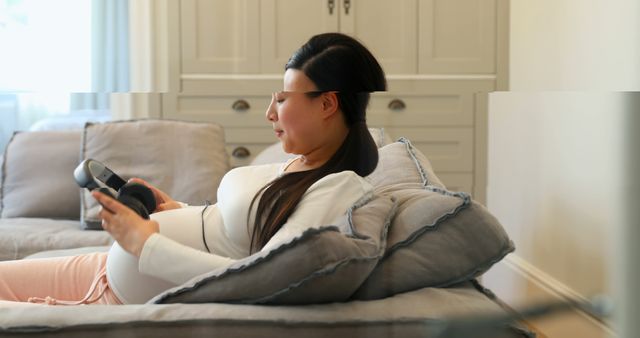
[506,303,614,338]
[523,310,614,338]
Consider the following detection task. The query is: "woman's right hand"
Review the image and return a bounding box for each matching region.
[128,178,183,212]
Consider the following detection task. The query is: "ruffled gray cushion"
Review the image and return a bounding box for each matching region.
[353,184,514,300]
[367,137,445,189]
[352,138,514,300]
[151,194,396,305]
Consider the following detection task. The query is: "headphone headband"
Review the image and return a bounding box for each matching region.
[74,159,127,191]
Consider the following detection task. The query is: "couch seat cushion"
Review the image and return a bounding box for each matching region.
[0,282,532,338]
[0,218,112,261]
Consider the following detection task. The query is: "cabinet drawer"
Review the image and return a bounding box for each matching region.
[226,144,272,168]
[224,127,277,144]
[165,95,272,127]
[386,127,473,172]
[224,127,281,167]
[367,93,474,127]
[437,173,473,195]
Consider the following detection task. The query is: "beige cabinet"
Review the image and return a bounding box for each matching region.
[259,0,418,74]
[181,0,419,75]
[162,0,508,203]
[365,80,492,197]
[259,0,339,73]
[339,0,418,74]
[179,0,496,76]
[419,0,497,74]
[180,0,260,74]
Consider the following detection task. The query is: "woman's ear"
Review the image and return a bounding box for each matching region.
[320,92,339,119]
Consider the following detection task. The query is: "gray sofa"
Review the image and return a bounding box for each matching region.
[0,119,531,337]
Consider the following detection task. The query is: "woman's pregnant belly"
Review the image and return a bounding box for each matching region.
[106,205,222,304]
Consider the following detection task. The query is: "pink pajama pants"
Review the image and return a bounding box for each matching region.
[0,252,122,305]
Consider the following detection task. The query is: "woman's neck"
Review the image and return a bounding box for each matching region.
[288,123,349,172]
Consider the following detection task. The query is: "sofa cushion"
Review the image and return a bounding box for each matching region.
[23,245,111,260]
[0,281,533,338]
[0,130,82,219]
[80,119,230,230]
[0,218,112,261]
[367,137,445,191]
[151,194,396,305]
[351,184,514,300]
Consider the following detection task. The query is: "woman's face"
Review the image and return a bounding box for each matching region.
[266,69,325,155]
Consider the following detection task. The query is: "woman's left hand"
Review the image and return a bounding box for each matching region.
[92,190,160,257]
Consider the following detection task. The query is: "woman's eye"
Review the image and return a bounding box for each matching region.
[276,97,285,104]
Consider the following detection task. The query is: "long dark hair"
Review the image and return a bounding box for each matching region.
[249,33,387,253]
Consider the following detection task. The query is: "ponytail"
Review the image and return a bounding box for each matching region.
[249,33,386,252]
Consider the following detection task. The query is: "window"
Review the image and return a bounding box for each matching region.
[0,0,124,151]
[0,0,92,92]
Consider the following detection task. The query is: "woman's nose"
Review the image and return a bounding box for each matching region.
[266,95,277,122]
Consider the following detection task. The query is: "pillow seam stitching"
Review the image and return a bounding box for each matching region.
[382,189,471,257]
[0,131,20,217]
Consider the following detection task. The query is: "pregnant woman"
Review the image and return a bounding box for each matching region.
[0,32,386,305]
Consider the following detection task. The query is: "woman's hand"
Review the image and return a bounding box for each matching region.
[92,190,159,257]
[128,178,183,212]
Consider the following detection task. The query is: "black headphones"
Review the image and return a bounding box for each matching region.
[74,159,157,219]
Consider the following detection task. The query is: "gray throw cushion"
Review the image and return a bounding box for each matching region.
[367,137,445,190]
[151,194,396,305]
[351,184,514,300]
[80,119,230,230]
[0,130,82,219]
[0,155,3,209]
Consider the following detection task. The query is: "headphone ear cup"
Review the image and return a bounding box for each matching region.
[117,194,151,219]
[117,183,157,219]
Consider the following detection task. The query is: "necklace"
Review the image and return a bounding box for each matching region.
[283,157,302,172]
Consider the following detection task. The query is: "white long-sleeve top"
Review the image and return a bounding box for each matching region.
[105,160,373,304]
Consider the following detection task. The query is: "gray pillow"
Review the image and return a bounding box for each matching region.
[1,130,82,219]
[367,137,445,190]
[80,119,230,230]
[151,194,396,305]
[0,155,3,208]
[351,184,514,300]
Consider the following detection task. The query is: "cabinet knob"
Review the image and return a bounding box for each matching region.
[327,0,335,14]
[388,98,406,111]
[232,99,250,112]
[232,146,251,159]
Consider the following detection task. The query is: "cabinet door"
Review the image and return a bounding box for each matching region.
[260,0,339,73]
[339,0,418,74]
[418,0,496,74]
[181,0,260,74]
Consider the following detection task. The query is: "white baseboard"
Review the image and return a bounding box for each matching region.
[483,254,615,338]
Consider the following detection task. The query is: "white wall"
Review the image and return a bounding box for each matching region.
[509,0,640,91]
[483,1,640,336]
[484,92,639,338]
[486,92,625,293]
[484,91,627,288]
